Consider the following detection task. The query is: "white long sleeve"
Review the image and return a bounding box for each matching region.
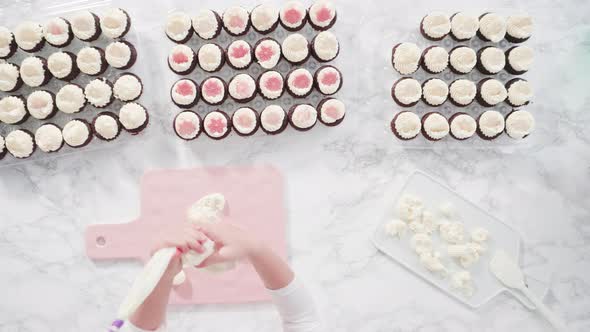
[268,276,324,332]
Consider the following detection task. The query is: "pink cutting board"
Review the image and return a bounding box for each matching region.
[85,165,287,305]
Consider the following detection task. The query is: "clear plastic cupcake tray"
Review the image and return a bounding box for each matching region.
[165,4,344,140]
[0,0,148,167]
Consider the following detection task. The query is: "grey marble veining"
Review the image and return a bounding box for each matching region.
[1,0,589,331]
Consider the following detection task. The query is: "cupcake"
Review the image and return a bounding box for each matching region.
[226,40,253,70]
[197,44,225,72]
[119,102,148,134]
[477,78,507,107]
[422,78,448,107]
[448,79,476,107]
[165,12,193,43]
[420,13,451,41]
[62,119,92,147]
[70,11,102,42]
[391,111,421,140]
[448,46,476,74]
[228,74,257,103]
[56,83,86,114]
[100,8,131,39]
[476,46,505,75]
[506,78,533,107]
[192,9,222,40]
[251,4,280,34]
[505,110,535,139]
[0,62,23,92]
[421,112,449,141]
[506,15,533,43]
[450,12,479,41]
[282,33,310,64]
[315,65,342,95]
[105,40,137,70]
[168,44,197,75]
[449,113,477,140]
[0,134,5,159]
[286,68,314,98]
[14,22,45,52]
[222,6,250,36]
[477,13,506,42]
[200,76,227,105]
[27,90,57,120]
[0,96,28,124]
[260,105,288,134]
[311,31,339,62]
[5,129,35,158]
[309,1,337,31]
[392,42,421,75]
[318,98,345,126]
[289,104,318,131]
[84,78,114,108]
[505,46,534,75]
[254,38,282,69]
[0,27,17,59]
[93,112,121,141]
[477,110,505,140]
[258,70,284,100]
[170,79,199,108]
[174,110,201,140]
[113,73,143,102]
[76,46,108,76]
[232,107,259,136]
[391,78,422,107]
[20,56,51,87]
[280,1,308,31]
[35,123,64,153]
[203,110,231,139]
[43,17,73,47]
[421,46,449,74]
[47,51,79,81]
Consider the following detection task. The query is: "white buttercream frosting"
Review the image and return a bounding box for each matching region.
[77,47,104,75]
[251,4,279,32]
[422,13,451,39]
[423,113,449,140]
[478,110,505,138]
[228,74,256,100]
[260,105,286,132]
[14,22,43,50]
[450,114,476,139]
[84,78,112,107]
[259,71,284,99]
[319,99,345,124]
[44,18,70,46]
[105,41,132,68]
[280,1,306,29]
[0,63,19,92]
[0,96,26,124]
[114,74,142,101]
[56,84,85,113]
[6,130,34,158]
[27,90,54,119]
[171,79,198,105]
[201,77,225,104]
[507,15,533,39]
[316,66,341,95]
[174,111,200,139]
[0,27,14,57]
[479,13,506,42]
[508,46,534,72]
[422,79,448,106]
[101,8,129,38]
[0,135,4,152]
[35,124,63,152]
[232,107,258,135]
[423,46,448,73]
[313,31,339,61]
[506,110,535,139]
[287,68,313,96]
[94,114,120,140]
[394,112,421,139]
[449,47,476,73]
[255,39,281,69]
[394,78,422,105]
[192,9,219,39]
[166,12,191,42]
[63,120,90,147]
[480,79,507,105]
[20,56,46,87]
[451,13,478,40]
[479,47,505,73]
[119,103,147,130]
[507,79,533,106]
[291,104,317,129]
[282,33,308,63]
[223,6,249,35]
[203,111,229,138]
[47,52,74,79]
[70,11,98,40]
[449,79,476,105]
[393,43,421,75]
[168,44,195,73]
[227,40,252,68]
[309,1,336,28]
[198,44,223,72]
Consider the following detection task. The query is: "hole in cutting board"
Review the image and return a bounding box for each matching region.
[96,236,106,247]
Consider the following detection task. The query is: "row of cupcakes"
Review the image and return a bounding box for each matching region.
[165,1,337,43]
[168,31,339,75]
[0,42,137,92]
[391,109,535,141]
[0,102,148,160]
[392,43,533,76]
[392,77,532,108]
[173,98,345,140]
[0,8,131,57]
[0,74,143,125]
[171,65,342,107]
[420,12,533,43]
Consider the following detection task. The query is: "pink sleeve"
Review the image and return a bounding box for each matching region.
[268,276,324,332]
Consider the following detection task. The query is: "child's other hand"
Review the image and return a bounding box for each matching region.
[151,225,210,278]
[194,222,263,267]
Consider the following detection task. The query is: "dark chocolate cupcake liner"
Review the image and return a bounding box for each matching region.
[421,112,448,141]
[225,41,254,70]
[391,77,421,107]
[390,111,419,140]
[317,98,345,127]
[420,15,448,41]
[92,111,122,141]
[1,63,23,92]
[114,72,143,102]
[46,18,74,48]
[204,110,232,140]
[310,34,340,62]
[168,48,197,75]
[314,65,343,95]
[173,111,202,141]
[170,78,199,108]
[0,35,17,59]
[257,71,285,100]
[288,104,317,131]
[505,33,530,44]
[231,107,260,137]
[200,76,228,106]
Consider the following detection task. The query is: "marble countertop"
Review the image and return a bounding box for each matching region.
[1,0,589,331]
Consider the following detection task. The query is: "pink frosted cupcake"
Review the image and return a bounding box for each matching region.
[174,110,202,140]
[260,105,288,135]
[200,76,227,106]
[203,110,231,140]
[280,1,308,31]
[232,107,260,136]
[286,68,313,98]
[318,98,345,126]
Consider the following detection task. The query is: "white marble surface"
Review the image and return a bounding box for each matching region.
[1,0,590,331]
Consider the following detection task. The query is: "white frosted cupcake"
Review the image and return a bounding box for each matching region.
[228,74,256,103]
[448,79,476,107]
[56,83,86,114]
[174,110,201,140]
[250,4,279,34]
[76,46,107,76]
[113,73,142,102]
[421,13,451,40]
[282,33,309,64]
[422,78,448,106]
[477,110,505,140]
[392,78,422,107]
[450,12,478,41]
[192,9,222,40]
[100,8,131,39]
[391,111,421,140]
[286,68,313,98]
[84,78,114,108]
[200,76,227,105]
[421,46,449,74]
[165,12,192,43]
[0,27,17,59]
[318,98,345,126]
[197,43,225,72]
[14,22,45,52]
[35,124,64,153]
[449,46,476,74]
[311,31,339,62]
[260,105,288,134]
[477,46,506,75]
[258,70,284,100]
[506,78,533,107]
[5,129,35,158]
[105,40,136,69]
[392,42,421,75]
[478,13,506,42]
[315,65,342,95]
[506,46,534,75]
[93,112,121,141]
[279,1,308,31]
[0,62,23,92]
[170,78,199,108]
[254,38,281,69]
[20,56,51,87]
[421,112,449,141]
[27,90,56,120]
[449,113,477,140]
[62,119,92,148]
[168,44,197,75]
[477,78,507,107]
[309,1,337,30]
[44,17,73,47]
[0,96,28,124]
[222,6,250,36]
[70,11,101,41]
[289,104,318,131]
[47,51,79,81]
[232,107,259,136]
[505,110,535,139]
[506,14,533,43]
[226,40,253,69]
[203,110,231,139]
[119,102,148,133]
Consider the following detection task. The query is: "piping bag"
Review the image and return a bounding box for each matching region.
[117,194,231,320]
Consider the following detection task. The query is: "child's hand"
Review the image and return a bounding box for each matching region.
[151,225,210,278]
[194,222,263,267]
